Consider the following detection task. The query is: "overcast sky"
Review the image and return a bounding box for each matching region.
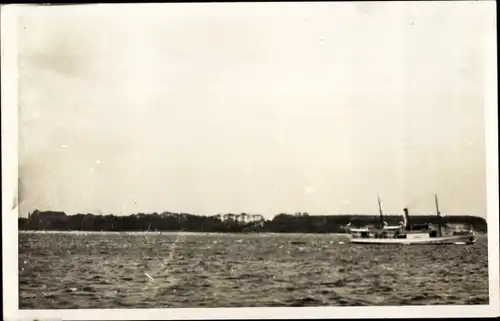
[16,2,493,218]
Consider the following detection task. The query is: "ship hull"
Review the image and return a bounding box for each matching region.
[349,234,476,245]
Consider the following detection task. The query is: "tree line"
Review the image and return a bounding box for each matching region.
[18,210,487,233]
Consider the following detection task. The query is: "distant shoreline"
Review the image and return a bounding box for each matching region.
[18,230,488,235]
[17,230,350,235]
[18,210,488,234]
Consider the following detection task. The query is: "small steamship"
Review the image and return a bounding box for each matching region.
[347,194,476,245]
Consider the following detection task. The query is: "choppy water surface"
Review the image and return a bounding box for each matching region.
[19,232,489,308]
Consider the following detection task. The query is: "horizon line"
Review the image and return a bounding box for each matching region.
[20,209,487,220]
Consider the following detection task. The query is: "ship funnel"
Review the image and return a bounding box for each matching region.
[403,208,410,229]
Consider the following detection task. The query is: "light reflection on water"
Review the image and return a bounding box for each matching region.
[19,232,489,308]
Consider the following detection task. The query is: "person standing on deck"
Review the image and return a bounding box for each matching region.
[437,209,448,234]
[399,213,407,229]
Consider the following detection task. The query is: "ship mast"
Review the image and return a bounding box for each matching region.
[378,195,384,229]
[435,193,442,236]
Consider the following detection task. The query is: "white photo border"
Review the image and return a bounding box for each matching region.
[2,2,498,320]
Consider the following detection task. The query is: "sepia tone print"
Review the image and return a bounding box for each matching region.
[2,1,498,318]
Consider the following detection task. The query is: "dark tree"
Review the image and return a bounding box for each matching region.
[18,210,488,234]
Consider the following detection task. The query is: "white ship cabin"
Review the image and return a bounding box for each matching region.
[349,223,437,239]
[348,199,475,243]
[405,223,435,239]
[348,207,447,239]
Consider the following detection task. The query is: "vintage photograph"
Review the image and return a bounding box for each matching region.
[2,1,498,320]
